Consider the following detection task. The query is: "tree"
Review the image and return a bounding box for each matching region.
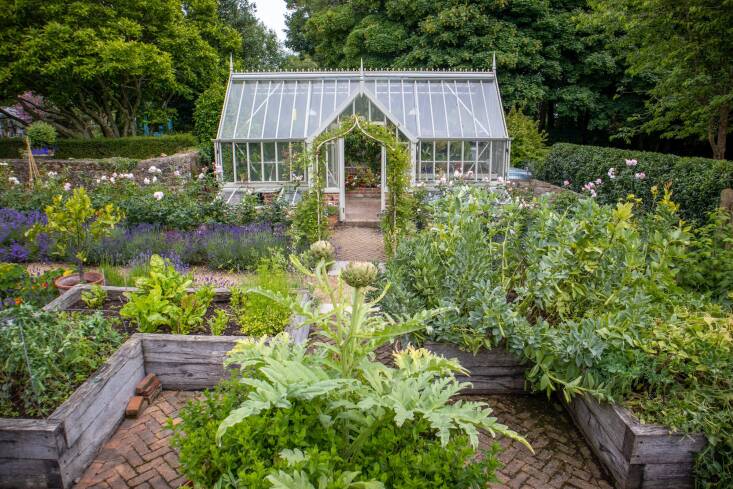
[284,0,641,146]
[592,0,733,159]
[217,0,283,70]
[506,107,549,168]
[0,0,240,138]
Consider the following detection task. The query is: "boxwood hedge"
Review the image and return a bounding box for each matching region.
[0,134,196,160]
[533,143,733,222]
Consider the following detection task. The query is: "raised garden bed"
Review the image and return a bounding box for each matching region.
[423,342,527,394]
[565,394,706,489]
[422,341,706,488]
[0,285,309,489]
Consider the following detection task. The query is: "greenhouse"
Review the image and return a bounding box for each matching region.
[214,66,510,218]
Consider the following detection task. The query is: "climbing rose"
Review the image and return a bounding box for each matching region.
[625,159,638,167]
[607,168,616,179]
[635,172,646,180]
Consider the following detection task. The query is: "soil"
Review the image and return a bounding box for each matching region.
[69,298,251,337]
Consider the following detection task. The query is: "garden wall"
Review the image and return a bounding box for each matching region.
[0,285,309,489]
[4,151,199,186]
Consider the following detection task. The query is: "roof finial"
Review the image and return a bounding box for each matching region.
[492,52,497,72]
[229,53,233,73]
[360,58,364,77]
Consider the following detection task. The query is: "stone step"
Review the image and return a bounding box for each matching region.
[339,220,380,229]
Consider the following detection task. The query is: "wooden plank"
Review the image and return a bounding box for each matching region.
[577,394,631,454]
[424,342,525,367]
[641,463,695,489]
[56,362,143,488]
[43,288,81,312]
[145,361,235,390]
[566,395,639,489]
[142,334,240,364]
[49,337,144,448]
[458,376,525,394]
[0,419,63,460]
[0,458,62,489]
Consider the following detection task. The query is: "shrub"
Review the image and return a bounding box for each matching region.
[231,259,293,336]
[290,190,328,246]
[193,82,226,163]
[171,258,525,487]
[0,305,123,417]
[506,107,548,168]
[54,134,196,159]
[0,138,23,158]
[533,143,733,222]
[26,121,57,148]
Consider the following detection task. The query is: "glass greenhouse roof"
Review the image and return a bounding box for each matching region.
[217,70,509,142]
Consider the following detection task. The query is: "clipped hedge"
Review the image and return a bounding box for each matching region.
[0,138,23,158]
[56,134,196,159]
[534,143,733,222]
[0,134,196,160]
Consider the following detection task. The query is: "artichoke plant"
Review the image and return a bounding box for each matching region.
[341,261,378,289]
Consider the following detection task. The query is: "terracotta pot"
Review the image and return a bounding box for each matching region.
[54,271,105,292]
[328,214,339,228]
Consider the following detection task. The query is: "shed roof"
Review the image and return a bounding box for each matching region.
[217,70,508,142]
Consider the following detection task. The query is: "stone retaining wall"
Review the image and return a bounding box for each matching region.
[4,151,199,186]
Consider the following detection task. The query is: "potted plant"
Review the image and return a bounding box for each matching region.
[26,121,57,157]
[28,187,124,291]
[326,202,339,227]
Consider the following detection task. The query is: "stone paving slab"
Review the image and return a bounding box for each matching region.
[74,390,612,489]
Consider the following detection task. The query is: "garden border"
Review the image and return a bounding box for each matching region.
[0,285,310,489]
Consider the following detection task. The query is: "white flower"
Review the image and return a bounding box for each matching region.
[634,172,646,180]
[95,178,101,184]
[47,171,57,178]
[112,172,118,178]
[482,177,490,182]
[595,178,603,185]
[143,177,150,185]
[153,191,164,200]
[8,176,20,185]
[438,176,447,185]
[152,176,157,183]
[607,168,616,179]
[100,175,108,181]
[110,177,116,184]
[590,189,597,198]
[148,166,158,174]
[563,180,570,186]
[0,162,8,166]
[63,182,71,191]
[625,159,638,167]
[197,172,205,180]
[174,170,180,177]
[453,169,462,178]
[497,176,505,184]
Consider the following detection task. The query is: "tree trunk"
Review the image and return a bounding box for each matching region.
[708,104,729,160]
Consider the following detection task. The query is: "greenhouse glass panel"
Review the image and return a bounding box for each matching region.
[320,81,336,127]
[434,141,448,179]
[220,82,243,139]
[492,140,506,177]
[354,94,369,118]
[419,141,433,180]
[244,82,271,139]
[276,142,289,181]
[249,143,262,181]
[470,82,492,138]
[221,143,234,182]
[261,83,284,139]
[477,142,491,179]
[276,83,295,139]
[291,82,308,138]
[416,82,433,138]
[430,82,448,138]
[262,142,277,181]
[235,143,248,182]
[291,142,306,180]
[448,141,463,175]
[464,141,477,179]
[307,80,324,136]
[233,82,256,138]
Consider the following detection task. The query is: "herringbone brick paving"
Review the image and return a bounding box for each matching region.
[74,390,612,489]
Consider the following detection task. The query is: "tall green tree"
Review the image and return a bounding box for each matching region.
[592,0,733,159]
[0,0,253,138]
[284,0,641,146]
[217,0,283,69]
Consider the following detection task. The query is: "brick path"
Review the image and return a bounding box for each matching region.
[330,225,386,262]
[73,391,196,489]
[75,390,611,489]
[482,395,612,489]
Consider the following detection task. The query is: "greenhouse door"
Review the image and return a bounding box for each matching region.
[338,137,345,221]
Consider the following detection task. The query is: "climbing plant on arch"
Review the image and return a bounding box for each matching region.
[309,115,413,255]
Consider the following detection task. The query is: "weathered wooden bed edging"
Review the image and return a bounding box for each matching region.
[423,341,527,394]
[0,336,145,489]
[1,285,310,488]
[565,393,706,489]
